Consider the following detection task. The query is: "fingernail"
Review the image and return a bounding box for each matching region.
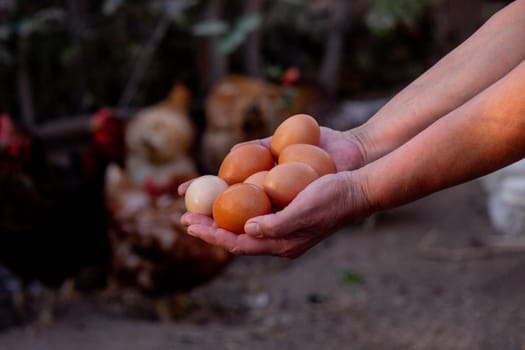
[245,222,262,237]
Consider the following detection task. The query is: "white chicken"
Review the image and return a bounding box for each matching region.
[125,83,197,196]
[480,159,525,237]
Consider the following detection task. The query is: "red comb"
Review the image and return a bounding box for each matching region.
[281,67,300,87]
[144,177,161,200]
[91,108,112,128]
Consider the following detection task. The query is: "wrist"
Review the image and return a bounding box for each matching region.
[343,124,376,167]
[340,170,381,221]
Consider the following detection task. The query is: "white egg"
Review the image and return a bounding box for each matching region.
[185,175,228,215]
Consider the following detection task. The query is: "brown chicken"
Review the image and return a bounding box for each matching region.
[104,84,231,320]
[199,74,284,174]
[104,164,232,320]
[199,73,326,174]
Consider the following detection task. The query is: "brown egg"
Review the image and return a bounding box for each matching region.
[243,170,269,190]
[218,144,275,185]
[270,114,320,157]
[278,143,336,176]
[213,183,272,234]
[263,162,319,208]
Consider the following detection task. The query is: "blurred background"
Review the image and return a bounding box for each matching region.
[1,1,523,349]
[1,0,509,122]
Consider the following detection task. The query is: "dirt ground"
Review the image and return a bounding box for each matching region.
[1,178,525,350]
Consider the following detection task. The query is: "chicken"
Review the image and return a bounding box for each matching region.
[481,159,525,237]
[103,84,231,320]
[0,114,43,326]
[125,83,197,196]
[0,113,52,281]
[104,164,232,320]
[82,107,127,178]
[199,72,330,174]
[0,110,127,327]
[200,74,283,174]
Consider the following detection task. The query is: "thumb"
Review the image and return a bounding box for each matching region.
[244,209,299,238]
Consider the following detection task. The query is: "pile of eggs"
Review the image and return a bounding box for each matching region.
[184,114,336,234]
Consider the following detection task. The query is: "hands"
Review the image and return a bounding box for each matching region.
[178,128,372,258]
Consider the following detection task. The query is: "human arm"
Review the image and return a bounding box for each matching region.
[349,0,525,165]
[361,59,525,211]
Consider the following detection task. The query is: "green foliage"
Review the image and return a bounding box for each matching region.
[365,0,430,37]
[264,63,284,81]
[192,13,262,55]
[0,0,457,122]
[219,14,261,55]
[341,270,365,285]
[265,0,331,40]
[192,19,228,36]
[0,7,65,47]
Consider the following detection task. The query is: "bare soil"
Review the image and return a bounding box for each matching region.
[1,179,525,350]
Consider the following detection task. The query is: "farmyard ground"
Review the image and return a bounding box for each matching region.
[1,179,524,349]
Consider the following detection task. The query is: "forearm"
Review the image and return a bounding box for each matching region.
[350,0,525,164]
[359,59,525,211]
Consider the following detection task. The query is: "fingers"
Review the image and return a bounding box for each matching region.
[177,180,193,196]
[181,211,296,256]
[180,212,214,226]
[185,223,290,256]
